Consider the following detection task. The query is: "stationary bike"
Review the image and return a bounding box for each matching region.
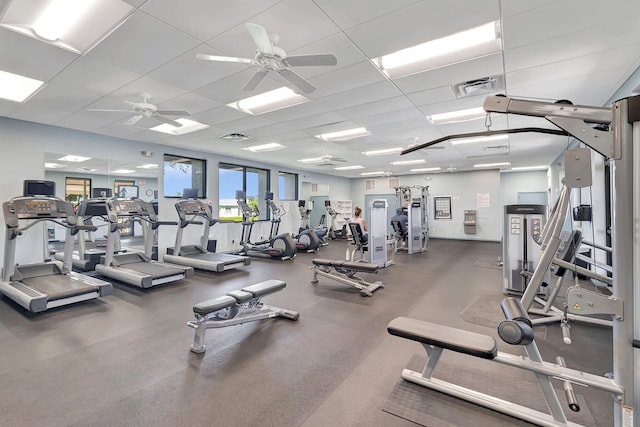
[236,191,296,261]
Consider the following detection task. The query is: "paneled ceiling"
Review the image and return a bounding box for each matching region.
[2,0,640,178]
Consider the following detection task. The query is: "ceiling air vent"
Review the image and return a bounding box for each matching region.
[220,132,252,141]
[452,75,504,98]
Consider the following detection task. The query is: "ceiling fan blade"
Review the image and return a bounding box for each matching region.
[87,108,132,113]
[285,53,337,67]
[196,53,253,64]
[245,23,273,55]
[242,69,269,91]
[124,115,143,125]
[279,68,316,93]
[153,115,182,127]
[156,110,190,116]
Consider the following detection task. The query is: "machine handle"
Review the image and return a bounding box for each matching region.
[556,356,580,412]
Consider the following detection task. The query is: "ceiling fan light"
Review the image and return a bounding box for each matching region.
[315,127,371,142]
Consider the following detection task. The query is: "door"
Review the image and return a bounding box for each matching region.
[310,196,329,229]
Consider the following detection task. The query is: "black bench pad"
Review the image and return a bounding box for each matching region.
[312,258,379,273]
[241,279,286,297]
[388,317,497,360]
[193,295,236,315]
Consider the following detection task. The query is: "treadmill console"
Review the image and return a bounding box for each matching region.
[176,199,210,219]
[106,198,145,223]
[3,197,74,227]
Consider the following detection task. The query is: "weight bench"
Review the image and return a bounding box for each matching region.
[187,279,299,353]
[387,297,623,427]
[310,258,383,296]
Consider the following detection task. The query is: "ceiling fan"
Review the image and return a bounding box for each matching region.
[196,23,338,94]
[316,154,348,166]
[88,93,190,127]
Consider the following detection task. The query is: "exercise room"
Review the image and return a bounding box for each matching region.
[0,1,638,426]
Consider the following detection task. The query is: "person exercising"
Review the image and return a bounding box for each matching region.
[352,206,368,242]
[390,207,408,234]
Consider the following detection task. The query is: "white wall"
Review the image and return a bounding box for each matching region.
[499,171,548,206]
[0,117,350,261]
[350,169,503,242]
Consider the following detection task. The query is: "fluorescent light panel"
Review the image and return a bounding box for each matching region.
[137,164,158,169]
[473,162,510,168]
[150,118,209,135]
[0,70,44,102]
[298,157,325,163]
[411,167,442,172]
[111,169,135,174]
[450,134,508,145]
[315,127,371,142]
[44,162,66,169]
[511,166,547,171]
[427,106,486,125]
[390,159,426,166]
[372,21,501,78]
[0,0,134,53]
[359,171,385,176]
[58,155,91,162]
[228,87,308,115]
[333,165,365,171]
[362,147,403,156]
[243,143,286,152]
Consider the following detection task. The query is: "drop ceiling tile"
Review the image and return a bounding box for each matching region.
[314,81,400,111]
[407,87,459,108]
[141,0,282,42]
[280,111,346,131]
[55,111,121,132]
[312,0,420,29]
[259,101,331,122]
[307,61,386,99]
[244,123,296,138]
[47,56,139,96]
[160,92,221,115]
[214,115,275,133]
[194,69,282,104]
[86,10,200,75]
[332,95,413,121]
[22,83,100,114]
[8,105,71,125]
[194,105,248,127]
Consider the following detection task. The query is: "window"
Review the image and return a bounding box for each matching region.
[163,154,207,198]
[219,163,270,221]
[278,171,298,200]
[65,177,91,206]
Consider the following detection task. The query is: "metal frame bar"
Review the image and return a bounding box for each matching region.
[311,265,384,296]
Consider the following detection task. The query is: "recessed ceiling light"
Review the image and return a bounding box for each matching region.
[427,107,486,125]
[150,118,209,135]
[243,143,286,152]
[44,162,66,169]
[111,169,135,174]
[410,167,442,172]
[510,166,547,171]
[228,87,308,115]
[390,159,426,166]
[0,0,134,54]
[359,171,385,176]
[0,70,44,102]
[58,155,91,162]
[450,134,508,145]
[137,164,158,169]
[298,157,326,163]
[315,127,371,142]
[362,147,403,156]
[333,165,365,171]
[372,21,501,78]
[473,162,510,168]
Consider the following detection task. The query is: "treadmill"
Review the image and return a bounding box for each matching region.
[95,198,194,288]
[0,181,112,313]
[164,198,250,272]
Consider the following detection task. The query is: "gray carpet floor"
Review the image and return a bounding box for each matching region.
[0,239,613,426]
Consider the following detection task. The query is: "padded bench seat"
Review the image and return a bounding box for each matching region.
[312,258,379,273]
[242,279,286,297]
[387,317,498,360]
[193,295,236,316]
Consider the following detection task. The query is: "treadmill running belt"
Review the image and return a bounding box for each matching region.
[124,262,186,278]
[23,275,98,301]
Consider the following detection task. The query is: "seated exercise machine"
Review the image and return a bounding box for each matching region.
[235,191,297,261]
[95,198,194,288]
[164,198,250,272]
[187,279,299,353]
[1,180,112,312]
[400,93,638,425]
[368,199,394,267]
[310,258,383,297]
[387,297,622,427]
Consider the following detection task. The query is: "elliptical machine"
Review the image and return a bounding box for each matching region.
[294,200,321,252]
[325,200,349,239]
[236,191,296,261]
